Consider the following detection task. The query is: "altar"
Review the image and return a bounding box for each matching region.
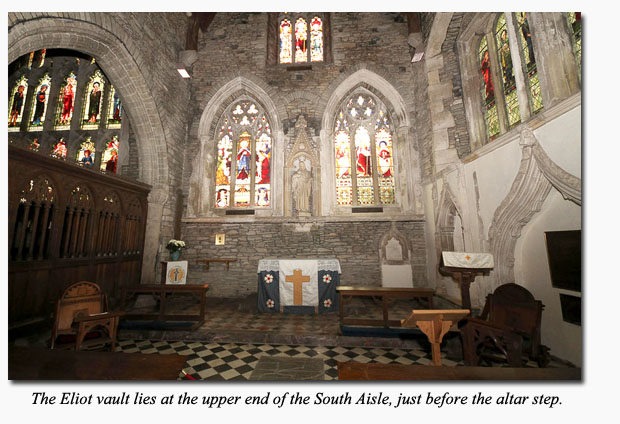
[257,259,341,314]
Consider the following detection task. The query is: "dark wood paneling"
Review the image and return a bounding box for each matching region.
[9,145,150,325]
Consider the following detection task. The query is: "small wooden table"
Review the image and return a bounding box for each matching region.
[336,286,435,328]
[401,309,470,366]
[9,346,189,380]
[121,284,209,330]
[197,259,236,271]
[337,362,581,380]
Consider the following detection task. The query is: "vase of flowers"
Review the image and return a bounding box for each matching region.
[166,239,186,261]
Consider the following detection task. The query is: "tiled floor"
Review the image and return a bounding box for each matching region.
[116,339,458,381]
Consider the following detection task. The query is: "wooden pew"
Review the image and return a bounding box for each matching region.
[336,286,435,328]
[121,283,209,330]
[337,362,581,380]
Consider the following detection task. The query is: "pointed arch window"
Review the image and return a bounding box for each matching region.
[28,73,51,131]
[334,92,396,207]
[479,36,499,140]
[214,100,272,209]
[8,75,28,131]
[495,14,520,128]
[279,13,325,64]
[54,72,77,130]
[81,70,105,130]
[516,12,543,113]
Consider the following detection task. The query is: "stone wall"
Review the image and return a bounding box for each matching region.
[181,219,427,297]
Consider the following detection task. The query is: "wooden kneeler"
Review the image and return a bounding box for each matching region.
[402,309,469,366]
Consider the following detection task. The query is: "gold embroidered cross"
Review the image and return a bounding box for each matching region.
[285,269,311,305]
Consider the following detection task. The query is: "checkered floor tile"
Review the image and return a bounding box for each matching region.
[116,339,463,381]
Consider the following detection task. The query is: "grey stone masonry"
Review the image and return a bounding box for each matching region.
[181,219,427,298]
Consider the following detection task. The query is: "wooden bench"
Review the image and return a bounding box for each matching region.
[336,286,435,328]
[337,362,581,380]
[121,283,209,330]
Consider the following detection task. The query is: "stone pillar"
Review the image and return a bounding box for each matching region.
[141,187,168,284]
[528,13,580,108]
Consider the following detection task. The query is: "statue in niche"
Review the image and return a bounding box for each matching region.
[292,158,312,216]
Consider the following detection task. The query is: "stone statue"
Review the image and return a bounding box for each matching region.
[292,160,312,215]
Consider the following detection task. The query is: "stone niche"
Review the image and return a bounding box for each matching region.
[379,230,414,288]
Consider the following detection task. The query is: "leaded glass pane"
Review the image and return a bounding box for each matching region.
[28,73,51,132]
[567,12,581,75]
[100,136,119,173]
[82,70,105,130]
[8,75,28,131]
[495,14,520,127]
[107,86,123,129]
[479,36,499,140]
[295,18,308,63]
[76,137,96,167]
[375,127,394,205]
[516,13,543,114]
[280,19,293,64]
[54,72,77,130]
[234,131,252,208]
[255,132,271,207]
[51,138,67,159]
[355,126,374,204]
[334,130,352,206]
[310,17,324,62]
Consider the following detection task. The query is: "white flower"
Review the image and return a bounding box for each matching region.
[266,299,275,308]
[323,299,332,308]
[264,274,274,284]
[322,274,332,284]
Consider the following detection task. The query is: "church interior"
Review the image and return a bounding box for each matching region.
[7,11,582,381]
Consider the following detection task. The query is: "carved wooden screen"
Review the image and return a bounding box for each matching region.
[8,145,150,325]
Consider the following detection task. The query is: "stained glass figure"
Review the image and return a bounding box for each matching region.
[215,130,233,209]
[310,17,324,62]
[495,14,520,127]
[100,136,119,173]
[29,138,40,152]
[376,127,395,205]
[54,72,77,130]
[295,18,308,63]
[37,49,47,68]
[334,130,352,206]
[516,12,543,114]
[107,86,123,129]
[567,12,581,76]
[8,76,28,131]
[77,137,96,167]
[51,138,67,159]
[479,36,499,140]
[82,70,105,129]
[280,19,293,64]
[28,73,52,131]
[27,51,35,69]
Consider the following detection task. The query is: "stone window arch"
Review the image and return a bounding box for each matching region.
[267,13,331,66]
[213,96,274,210]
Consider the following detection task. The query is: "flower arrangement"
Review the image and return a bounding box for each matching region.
[165,239,186,253]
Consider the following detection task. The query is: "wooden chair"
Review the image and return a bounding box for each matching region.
[460,283,550,367]
[50,281,123,351]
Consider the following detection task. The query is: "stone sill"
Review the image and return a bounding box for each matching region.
[182,214,425,224]
[462,93,581,164]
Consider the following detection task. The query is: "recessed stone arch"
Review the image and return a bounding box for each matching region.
[188,76,284,217]
[318,68,421,216]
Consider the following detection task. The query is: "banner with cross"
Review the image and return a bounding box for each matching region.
[257,259,341,314]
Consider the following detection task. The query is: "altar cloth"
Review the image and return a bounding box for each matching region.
[257,259,341,314]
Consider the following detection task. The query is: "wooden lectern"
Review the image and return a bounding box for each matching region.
[401,309,469,366]
[439,251,493,311]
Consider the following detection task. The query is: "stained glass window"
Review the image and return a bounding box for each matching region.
[81,70,105,130]
[295,18,308,63]
[479,36,499,140]
[51,138,68,159]
[495,14,520,128]
[310,17,324,62]
[279,14,324,64]
[516,12,543,114]
[567,12,581,76]
[334,93,395,207]
[101,136,119,173]
[54,72,77,130]
[76,137,96,167]
[106,86,123,129]
[215,101,272,209]
[28,73,52,132]
[8,75,28,131]
[279,19,293,64]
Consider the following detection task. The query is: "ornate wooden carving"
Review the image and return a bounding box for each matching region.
[9,145,150,326]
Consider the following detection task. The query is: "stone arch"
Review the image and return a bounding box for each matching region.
[188,76,284,217]
[379,227,411,265]
[318,68,420,215]
[8,16,169,192]
[436,183,466,254]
